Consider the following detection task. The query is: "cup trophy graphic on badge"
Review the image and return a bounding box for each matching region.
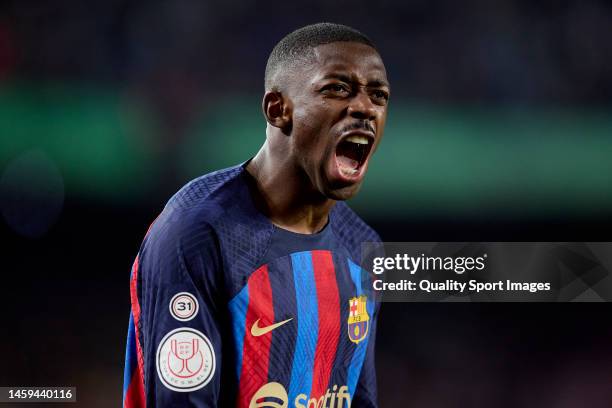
[157,328,216,392]
[168,337,203,378]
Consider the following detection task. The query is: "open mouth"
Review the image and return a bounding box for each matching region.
[335,133,373,178]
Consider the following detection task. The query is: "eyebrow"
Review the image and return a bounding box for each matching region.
[320,73,390,89]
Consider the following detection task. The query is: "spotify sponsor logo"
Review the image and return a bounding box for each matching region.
[249,382,351,408]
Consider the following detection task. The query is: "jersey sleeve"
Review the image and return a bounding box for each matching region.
[124,209,229,407]
[352,300,380,408]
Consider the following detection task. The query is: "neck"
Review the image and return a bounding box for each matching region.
[246,141,335,234]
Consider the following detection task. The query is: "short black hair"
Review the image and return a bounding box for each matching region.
[265,22,377,91]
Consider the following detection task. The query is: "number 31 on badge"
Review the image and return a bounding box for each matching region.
[169,292,199,321]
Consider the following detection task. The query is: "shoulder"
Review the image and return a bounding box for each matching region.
[139,164,274,291]
[330,202,381,262]
[156,164,246,235]
[166,164,245,216]
[330,201,381,244]
[138,165,246,280]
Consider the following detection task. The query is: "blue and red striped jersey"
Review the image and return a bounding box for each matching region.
[123,163,381,407]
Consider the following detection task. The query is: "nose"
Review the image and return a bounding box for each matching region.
[347,90,377,121]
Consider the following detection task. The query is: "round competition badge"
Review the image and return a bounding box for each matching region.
[169,292,199,321]
[156,328,216,392]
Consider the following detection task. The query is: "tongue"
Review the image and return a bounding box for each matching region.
[336,141,361,171]
[337,154,359,170]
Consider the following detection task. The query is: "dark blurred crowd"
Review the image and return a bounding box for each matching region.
[2,0,612,104]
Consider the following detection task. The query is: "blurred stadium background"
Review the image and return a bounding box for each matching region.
[1,1,612,406]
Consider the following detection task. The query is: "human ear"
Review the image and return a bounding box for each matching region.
[262,91,292,135]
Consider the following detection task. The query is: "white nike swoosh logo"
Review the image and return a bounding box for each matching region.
[250,317,293,337]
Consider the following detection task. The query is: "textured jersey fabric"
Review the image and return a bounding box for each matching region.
[123,163,381,407]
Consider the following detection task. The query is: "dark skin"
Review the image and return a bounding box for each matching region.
[246,41,390,234]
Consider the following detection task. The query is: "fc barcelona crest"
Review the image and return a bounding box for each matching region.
[347,295,369,344]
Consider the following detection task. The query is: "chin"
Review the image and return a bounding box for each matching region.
[323,182,362,201]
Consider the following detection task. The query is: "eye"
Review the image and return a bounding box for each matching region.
[371,90,389,102]
[322,83,350,95]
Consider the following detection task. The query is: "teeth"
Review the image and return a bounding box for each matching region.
[345,135,369,145]
[339,165,358,176]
